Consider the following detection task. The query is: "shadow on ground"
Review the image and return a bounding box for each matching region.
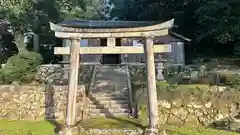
[44,83,63,134]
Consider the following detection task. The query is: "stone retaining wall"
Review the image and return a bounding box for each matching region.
[0,84,86,121]
[35,64,93,85]
[138,87,240,129]
[156,99,239,127]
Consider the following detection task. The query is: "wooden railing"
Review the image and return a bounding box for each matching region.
[125,64,134,117]
[87,65,98,96]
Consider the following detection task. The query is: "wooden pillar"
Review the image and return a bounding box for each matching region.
[66,38,80,127]
[63,39,71,65]
[107,38,116,47]
[144,36,159,134]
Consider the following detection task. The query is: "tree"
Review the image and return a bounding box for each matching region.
[0,20,18,64]
[0,0,104,34]
[195,0,240,44]
[118,0,185,21]
[56,0,103,19]
[109,0,126,20]
[0,0,105,48]
[0,0,35,33]
[113,0,240,57]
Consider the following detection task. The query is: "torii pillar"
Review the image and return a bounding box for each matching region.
[59,38,80,135]
[144,36,159,135]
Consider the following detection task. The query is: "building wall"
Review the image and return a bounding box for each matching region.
[120,37,185,65]
[80,39,101,63]
[161,41,185,65]
[63,39,101,63]
[121,38,144,63]
[62,36,185,65]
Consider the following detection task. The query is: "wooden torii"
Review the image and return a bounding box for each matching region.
[50,19,174,135]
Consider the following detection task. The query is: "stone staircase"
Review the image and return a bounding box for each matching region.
[88,65,130,117]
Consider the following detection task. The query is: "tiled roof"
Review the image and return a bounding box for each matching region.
[58,20,163,28]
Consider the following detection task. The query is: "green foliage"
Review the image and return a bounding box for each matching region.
[0,0,36,33]
[57,0,103,20]
[122,0,240,44]
[114,0,239,57]
[224,74,240,87]
[0,0,104,35]
[196,0,240,43]
[0,69,4,83]
[0,51,43,84]
[0,20,19,64]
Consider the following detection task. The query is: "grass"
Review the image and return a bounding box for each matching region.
[0,118,240,135]
[135,81,210,90]
[0,119,56,135]
[79,116,143,129]
[175,84,209,90]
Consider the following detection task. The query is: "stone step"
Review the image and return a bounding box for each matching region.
[89,104,129,109]
[91,91,129,96]
[89,108,129,114]
[90,95,129,101]
[89,112,129,117]
[94,77,128,82]
[91,84,129,88]
[90,99,129,105]
[88,66,130,118]
[91,91,128,96]
[91,87,129,92]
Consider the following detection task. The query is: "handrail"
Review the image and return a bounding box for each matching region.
[87,64,98,96]
[125,63,134,117]
[81,84,87,120]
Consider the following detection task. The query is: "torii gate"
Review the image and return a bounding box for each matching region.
[50,19,174,135]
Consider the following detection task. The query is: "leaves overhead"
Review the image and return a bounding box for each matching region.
[1,0,239,48]
[112,0,240,45]
[0,0,105,33]
[196,0,240,43]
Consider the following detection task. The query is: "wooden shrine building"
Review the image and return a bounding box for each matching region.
[50,19,176,135]
[60,27,190,66]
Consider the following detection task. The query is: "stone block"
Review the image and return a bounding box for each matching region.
[0,84,87,121]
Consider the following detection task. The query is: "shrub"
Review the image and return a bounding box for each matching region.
[0,51,43,84]
[224,74,240,87]
[0,69,4,84]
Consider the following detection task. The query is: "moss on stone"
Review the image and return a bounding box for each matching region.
[167,127,240,135]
